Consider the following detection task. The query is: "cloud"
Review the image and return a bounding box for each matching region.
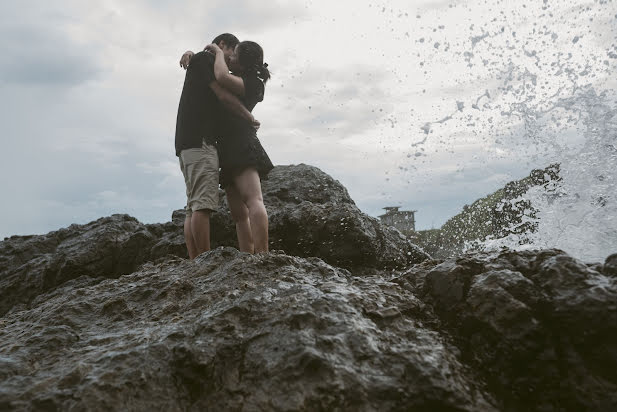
[204,0,310,34]
[0,26,103,87]
[1,0,615,242]
[259,66,394,145]
[0,2,105,87]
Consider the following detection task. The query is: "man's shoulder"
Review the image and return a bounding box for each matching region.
[184,51,215,86]
[191,51,215,66]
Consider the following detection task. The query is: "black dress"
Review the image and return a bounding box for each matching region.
[218,73,273,189]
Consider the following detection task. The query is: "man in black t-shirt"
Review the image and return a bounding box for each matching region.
[175,33,258,259]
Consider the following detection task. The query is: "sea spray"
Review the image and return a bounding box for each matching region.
[480,87,617,261]
[407,0,617,262]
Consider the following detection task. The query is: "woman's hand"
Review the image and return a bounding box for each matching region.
[204,43,223,55]
[179,51,194,69]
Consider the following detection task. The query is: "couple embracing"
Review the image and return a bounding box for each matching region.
[175,33,273,259]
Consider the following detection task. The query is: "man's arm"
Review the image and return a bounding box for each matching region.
[209,81,260,130]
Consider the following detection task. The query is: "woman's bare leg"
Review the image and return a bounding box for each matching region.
[233,168,269,253]
[225,184,254,253]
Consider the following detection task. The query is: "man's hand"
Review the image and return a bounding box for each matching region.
[179,51,194,69]
[204,43,223,55]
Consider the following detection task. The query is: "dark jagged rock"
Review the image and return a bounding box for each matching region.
[0,215,176,317]
[262,164,356,208]
[0,249,496,411]
[180,164,429,270]
[0,164,428,317]
[413,164,562,259]
[393,248,617,411]
[261,164,428,269]
[267,201,427,270]
[604,253,617,277]
[2,163,615,411]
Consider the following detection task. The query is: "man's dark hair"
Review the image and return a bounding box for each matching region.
[211,33,239,49]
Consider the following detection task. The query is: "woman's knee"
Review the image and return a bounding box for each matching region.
[226,187,249,222]
[246,197,267,216]
[230,206,249,222]
[244,192,264,205]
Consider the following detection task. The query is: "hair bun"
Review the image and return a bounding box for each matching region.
[263,62,268,68]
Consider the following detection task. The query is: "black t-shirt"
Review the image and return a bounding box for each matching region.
[175,51,219,156]
[219,74,264,138]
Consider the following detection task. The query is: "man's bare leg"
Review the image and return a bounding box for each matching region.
[233,168,268,253]
[184,214,199,259]
[226,185,254,253]
[190,209,211,256]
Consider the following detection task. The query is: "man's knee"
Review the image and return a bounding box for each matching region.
[191,208,211,222]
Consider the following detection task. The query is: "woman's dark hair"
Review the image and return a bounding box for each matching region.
[211,33,239,49]
[236,41,271,83]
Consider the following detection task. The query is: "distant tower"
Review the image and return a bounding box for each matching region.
[378,206,416,233]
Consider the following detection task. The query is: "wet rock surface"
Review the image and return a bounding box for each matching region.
[267,201,427,271]
[0,249,495,411]
[262,164,356,208]
[213,164,429,270]
[0,164,426,316]
[394,248,617,411]
[604,253,617,277]
[1,164,615,411]
[0,215,169,317]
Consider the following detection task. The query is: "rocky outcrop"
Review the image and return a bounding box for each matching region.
[213,164,429,269]
[0,249,496,411]
[0,215,169,317]
[2,246,616,410]
[393,249,617,411]
[262,164,356,208]
[490,163,561,238]
[1,164,615,411]
[412,164,562,259]
[604,253,617,277]
[0,164,427,317]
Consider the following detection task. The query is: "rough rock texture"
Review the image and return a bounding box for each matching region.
[267,201,427,271]
[604,253,617,277]
[261,164,356,208]
[0,165,427,317]
[0,215,176,317]
[394,248,617,411]
[490,163,561,238]
[0,249,496,411]
[2,163,615,411]
[212,164,429,270]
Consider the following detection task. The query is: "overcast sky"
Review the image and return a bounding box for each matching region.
[1,0,615,239]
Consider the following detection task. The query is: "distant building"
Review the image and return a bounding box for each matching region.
[378,206,416,233]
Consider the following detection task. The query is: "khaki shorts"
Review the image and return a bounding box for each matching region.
[179,140,219,216]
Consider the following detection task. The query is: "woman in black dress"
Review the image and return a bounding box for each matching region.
[201,41,273,253]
